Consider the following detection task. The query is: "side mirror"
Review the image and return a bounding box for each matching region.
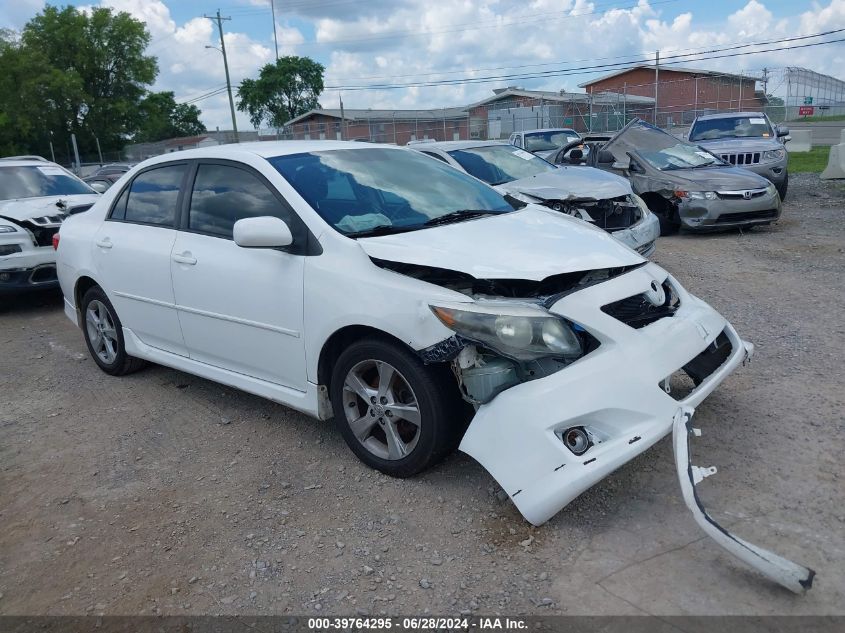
[777,125,790,137]
[568,148,584,162]
[233,216,293,248]
[597,149,615,164]
[89,181,108,193]
[611,161,628,170]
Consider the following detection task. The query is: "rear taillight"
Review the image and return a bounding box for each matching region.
[52,233,60,250]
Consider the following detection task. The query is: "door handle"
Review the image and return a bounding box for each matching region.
[172,251,197,265]
[95,238,113,249]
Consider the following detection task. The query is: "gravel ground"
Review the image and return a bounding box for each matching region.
[1,174,843,616]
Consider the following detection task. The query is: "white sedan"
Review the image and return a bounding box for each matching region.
[55,140,744,523]
[54,142,815,590]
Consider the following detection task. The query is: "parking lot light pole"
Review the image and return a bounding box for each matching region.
[204,11,239,143]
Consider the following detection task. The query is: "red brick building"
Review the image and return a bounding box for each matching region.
[283,108,468,145]
[580,65,766,126]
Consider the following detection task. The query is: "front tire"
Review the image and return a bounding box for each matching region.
[81,286,146,376]
[776,173,788,201]
[330,337,465,477]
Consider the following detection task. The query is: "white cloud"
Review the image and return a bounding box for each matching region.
[3,0,844,128]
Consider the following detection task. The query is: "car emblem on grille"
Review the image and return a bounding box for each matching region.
[743,190,752,200]
[644,279,666,306]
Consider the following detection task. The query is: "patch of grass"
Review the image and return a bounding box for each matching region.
[788,146,831,173]
[789,114,845,122]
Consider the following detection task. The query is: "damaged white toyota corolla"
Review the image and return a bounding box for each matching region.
[57,142,812,592]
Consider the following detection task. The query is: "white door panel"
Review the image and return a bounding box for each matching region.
[170,232,306,390]
[92,222,187,356]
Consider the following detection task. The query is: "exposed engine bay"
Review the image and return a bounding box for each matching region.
[543,194,644,232]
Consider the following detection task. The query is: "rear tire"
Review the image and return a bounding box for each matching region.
[81,286,146,376]
[330,337,466,478]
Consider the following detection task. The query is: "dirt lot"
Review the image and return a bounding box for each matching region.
[1,174,844,617]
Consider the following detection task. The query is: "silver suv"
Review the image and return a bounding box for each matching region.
[688,112,790,200]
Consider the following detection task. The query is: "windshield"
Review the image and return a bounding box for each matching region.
[268,148,515,236]
[0,165,95,201]
[523,130,580,152]
[689,116,774,141]
[447,145,556,185]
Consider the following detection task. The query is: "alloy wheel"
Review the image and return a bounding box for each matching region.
[342,359,421,460]
[85,300,118,364]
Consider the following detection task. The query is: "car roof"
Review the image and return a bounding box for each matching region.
[141,140,412,166]
[0,158,67,168]
[695,111,766,121]
[409,140,511,151]
[517,128,579,134]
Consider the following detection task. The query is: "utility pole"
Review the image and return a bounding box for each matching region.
[339,93,345,140]
[95,136,104,165]
[269,0,279,60]
[204,10,239,143]
[654,50,659,125]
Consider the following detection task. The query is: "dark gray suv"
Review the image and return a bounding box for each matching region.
[688,112,790,200]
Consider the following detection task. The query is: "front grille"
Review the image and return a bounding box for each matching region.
[663,330,733,400]
[715,209,778,224]
[720,152,761,166]
[601,281,679,329]
[20,218,61,246]
[716,189,767,200]
[28,213,67,225]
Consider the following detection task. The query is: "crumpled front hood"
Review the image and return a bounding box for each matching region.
[653,166,771,190]
[496,167,631,202]
[695,138,783,154]
[0,194,100,222]
[357,205,643,281]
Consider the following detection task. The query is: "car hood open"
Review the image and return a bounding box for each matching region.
[496,167,631,202]
[0,194,100,222]
[357,205,644,281]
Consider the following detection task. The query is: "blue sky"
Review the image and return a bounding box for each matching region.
[2,0,843,129]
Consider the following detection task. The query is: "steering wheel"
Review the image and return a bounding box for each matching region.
[553,139,587,165]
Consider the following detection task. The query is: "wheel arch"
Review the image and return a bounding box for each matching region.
[317,325,415,390]
[73,275,102,326]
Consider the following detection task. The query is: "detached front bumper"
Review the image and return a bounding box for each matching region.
[677,189,782,231]
[458,262,752,526]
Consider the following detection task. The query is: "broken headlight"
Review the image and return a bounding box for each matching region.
[430,301,582,361]
[675,190,717,200]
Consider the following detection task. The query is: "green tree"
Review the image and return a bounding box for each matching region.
[1,4,160,159]
[135,91,206,142]
[236,56,324,128]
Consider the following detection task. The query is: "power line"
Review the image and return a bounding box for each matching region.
[325,31,845,91]
[326,29,842,83]
[222,0,680,50]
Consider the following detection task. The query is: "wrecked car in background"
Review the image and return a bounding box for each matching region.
[689,111,790,200]
[555,119,782,235]
[0,157,99,295]
[56,141,813,592]
[412,140,660,257]
[508,128,581,160]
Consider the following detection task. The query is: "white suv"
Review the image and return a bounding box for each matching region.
[0,158,99,295]
[56,141,753,526]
